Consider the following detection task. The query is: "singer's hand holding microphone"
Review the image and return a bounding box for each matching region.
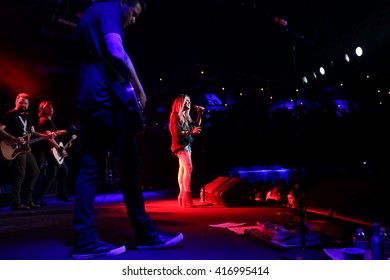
[192,105,203,135]
[194,105,209,114]
[194,105,205,111]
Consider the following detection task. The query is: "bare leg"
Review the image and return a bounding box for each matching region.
[177,151,192,192]
[177,151,195,207]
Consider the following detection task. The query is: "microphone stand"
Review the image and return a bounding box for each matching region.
[279,35,325,260]
[282,122,323,259]
[195,108,213,206]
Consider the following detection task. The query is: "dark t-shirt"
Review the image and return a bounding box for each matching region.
[38,117,59,140]
[76,2,125,114]
[38,117,60,160]
[0,109,34,137]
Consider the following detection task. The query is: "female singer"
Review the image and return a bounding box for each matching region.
[168,94,203,207]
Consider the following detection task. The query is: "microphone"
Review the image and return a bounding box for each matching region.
[194,105,205,111]
[194,105,211,114]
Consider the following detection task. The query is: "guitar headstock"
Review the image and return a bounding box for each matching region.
[71,134,77,140]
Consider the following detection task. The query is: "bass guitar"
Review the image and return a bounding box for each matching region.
[0,130,67,161]
[50,134,77,166]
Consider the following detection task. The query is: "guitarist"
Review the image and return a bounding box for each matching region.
[71,0,183,260]
[32,100,73,206]
[0,93,53,210]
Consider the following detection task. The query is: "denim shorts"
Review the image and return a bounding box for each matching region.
[176,145,191,156]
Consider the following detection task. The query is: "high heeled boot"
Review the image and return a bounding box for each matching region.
[182,191,196,208]
[178,191,184,207]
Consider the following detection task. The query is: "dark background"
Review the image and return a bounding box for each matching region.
[2,0,390,191]
[1,1,390,98]
[1,0,390,99]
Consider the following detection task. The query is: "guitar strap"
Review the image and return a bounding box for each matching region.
[18,115,28,135]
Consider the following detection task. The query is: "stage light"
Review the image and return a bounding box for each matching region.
[355,46,363,57]
[319,67,325,75]
[344,54,350,62]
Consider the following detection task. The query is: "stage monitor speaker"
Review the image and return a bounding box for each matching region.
[204,176,251,207]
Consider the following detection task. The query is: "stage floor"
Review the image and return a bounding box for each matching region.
[0,190,334,260]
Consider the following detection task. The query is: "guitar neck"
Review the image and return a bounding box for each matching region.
[26,130,67,145]
[27,135,51,145]
[63,140,73,150]
[63,135,77,150]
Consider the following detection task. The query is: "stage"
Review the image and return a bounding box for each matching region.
[0,190,333,260]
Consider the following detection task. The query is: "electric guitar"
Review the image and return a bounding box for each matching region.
[96,58,145,134]
[50,134,77,166]
[0,130,67,161]
[121,80,145,134]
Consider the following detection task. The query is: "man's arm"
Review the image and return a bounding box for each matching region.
[104,32,147,109]
[30,126,56,143]
[0,123,24,143]
[40,129,61,149]
[41,129,68,157]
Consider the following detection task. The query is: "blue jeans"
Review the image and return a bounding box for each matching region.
[11,152,40,206]
[34,160,69,199]
[73,109,153,248]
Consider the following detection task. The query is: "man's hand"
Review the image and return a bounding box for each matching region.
[139,90,147,110]
[60,150,68,158]
[15,136,26,144]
